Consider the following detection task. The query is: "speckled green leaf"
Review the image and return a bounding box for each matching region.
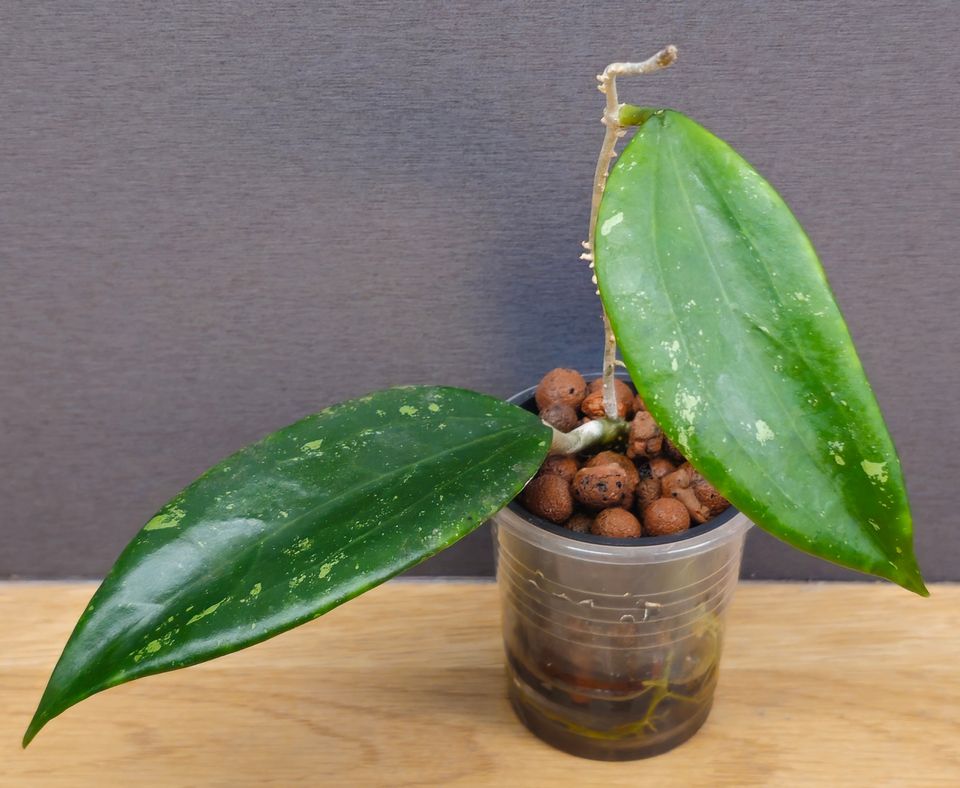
[25,387,550,745]
[595,109,925,595]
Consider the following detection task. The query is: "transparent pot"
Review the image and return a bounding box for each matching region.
[493,383,753,760]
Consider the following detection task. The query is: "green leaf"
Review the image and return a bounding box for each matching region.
[25,387,550,745]
[594,109,925,595]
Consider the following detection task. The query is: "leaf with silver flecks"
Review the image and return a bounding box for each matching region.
[595,108,925,595]
[25,387,550,745]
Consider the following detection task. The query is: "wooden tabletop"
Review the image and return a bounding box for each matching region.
[1,581,957,786]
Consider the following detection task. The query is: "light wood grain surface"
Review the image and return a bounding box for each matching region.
[2,580,957,786]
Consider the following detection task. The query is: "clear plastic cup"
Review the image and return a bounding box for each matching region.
[493,382,753,760]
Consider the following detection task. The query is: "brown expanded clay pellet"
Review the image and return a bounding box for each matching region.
[626,411,663,459]
[643,497,691,536]
[572,464,630,510]
[661,464,711,523]
[565,512,594,534]
[535,368,587,411]
[691,471,731,517]
[585,451,639,509]
[539,454,579,484]
[521,473,574,524]
[647,457,677,479]
[586,451,640,488]
[539,402,579,433]
[635,477,662,510]
[591,508,642,538]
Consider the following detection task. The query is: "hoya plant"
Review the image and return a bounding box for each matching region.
[24,46,925,747]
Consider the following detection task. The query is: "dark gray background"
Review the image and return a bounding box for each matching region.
[2,1,958,580]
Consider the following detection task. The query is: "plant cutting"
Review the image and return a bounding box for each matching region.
[23,45,926,759]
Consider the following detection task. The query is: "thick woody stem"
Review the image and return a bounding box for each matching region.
[584,45,678,420]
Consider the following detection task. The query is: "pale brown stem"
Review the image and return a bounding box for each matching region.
[584,45,678,420]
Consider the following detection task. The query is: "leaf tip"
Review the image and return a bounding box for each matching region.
[888,551,929,597]
[22,713,45,749]
[22,669,81,748]
[899,569,930,598]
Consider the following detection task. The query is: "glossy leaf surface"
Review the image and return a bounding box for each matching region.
[26,387,551,745]
[595,109,925,594]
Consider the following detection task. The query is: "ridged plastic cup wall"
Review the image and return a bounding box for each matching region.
[494,503,751,760]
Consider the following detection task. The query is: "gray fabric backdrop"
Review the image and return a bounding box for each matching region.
[2,1,958,580]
